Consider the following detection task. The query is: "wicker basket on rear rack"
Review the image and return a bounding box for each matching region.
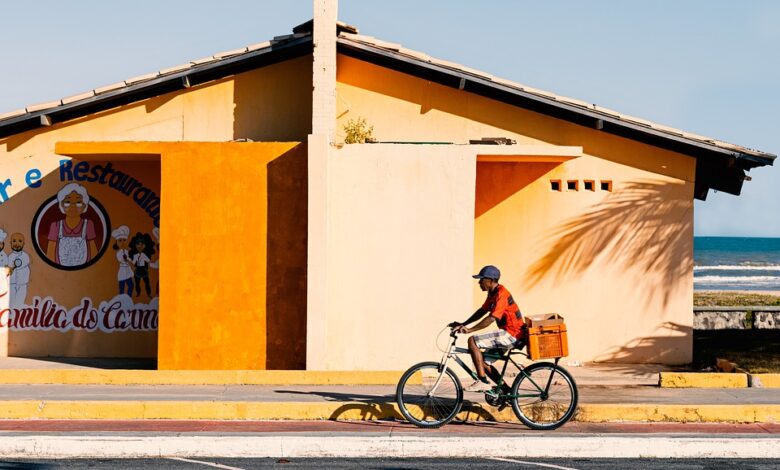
[525,313,569,360]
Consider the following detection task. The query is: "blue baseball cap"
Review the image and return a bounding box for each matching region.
[472,265,500,280]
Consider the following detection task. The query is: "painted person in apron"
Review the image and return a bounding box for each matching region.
[46,183,98,267]
[129,232,155,299]
[112,225,134,296]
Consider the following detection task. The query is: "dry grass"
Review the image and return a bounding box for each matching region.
[694,291,780,307]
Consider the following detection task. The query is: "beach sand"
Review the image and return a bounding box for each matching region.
[697,290,780,296]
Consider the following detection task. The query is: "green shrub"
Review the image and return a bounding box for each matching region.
[343,117,374,144]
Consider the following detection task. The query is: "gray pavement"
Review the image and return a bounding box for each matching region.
[0,383,776,405]
[0,357,669,386]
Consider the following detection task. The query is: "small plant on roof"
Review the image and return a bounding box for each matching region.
[343,117,375,144]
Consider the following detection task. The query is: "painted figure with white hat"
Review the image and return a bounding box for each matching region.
[0,229,8,270]
[8,233,30,308]
[111,225,134,296]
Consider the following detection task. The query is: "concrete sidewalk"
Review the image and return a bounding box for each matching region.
[0,383,776,423]
[0,358,668,386]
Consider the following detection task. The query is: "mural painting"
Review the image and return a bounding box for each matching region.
[0,158,160,358]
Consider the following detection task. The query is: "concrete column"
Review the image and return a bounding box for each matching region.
[306,134,329,370]
[311,0,338,141]
[307,0,338,369]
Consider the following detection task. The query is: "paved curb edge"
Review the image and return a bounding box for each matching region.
[0,401,777,423]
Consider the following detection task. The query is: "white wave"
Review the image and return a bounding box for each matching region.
[694,265,780,271]
[694,275,780,283]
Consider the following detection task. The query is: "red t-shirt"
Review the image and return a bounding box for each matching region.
[482,284,524,339]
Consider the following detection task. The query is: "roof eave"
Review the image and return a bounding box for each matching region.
[336,37,776,168]
[0,36,313,140]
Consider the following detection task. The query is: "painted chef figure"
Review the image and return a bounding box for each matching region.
[112,225,134,296]
[46,183,98,267]
[7,233,30,308]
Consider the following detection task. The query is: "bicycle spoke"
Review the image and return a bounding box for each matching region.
[397,363,463,427]
[511,364,578,430]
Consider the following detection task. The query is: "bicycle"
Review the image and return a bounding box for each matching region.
[396,326,578,430]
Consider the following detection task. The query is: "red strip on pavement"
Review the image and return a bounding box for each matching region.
[0,420,776,434]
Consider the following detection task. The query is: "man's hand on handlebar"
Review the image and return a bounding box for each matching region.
[448,321,468,334]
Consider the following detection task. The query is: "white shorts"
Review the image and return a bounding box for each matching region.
[473,330,517,363]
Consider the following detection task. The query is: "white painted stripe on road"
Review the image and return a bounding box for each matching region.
[168,457,246,470]
[0,435,778,459]
[489,457,581,470]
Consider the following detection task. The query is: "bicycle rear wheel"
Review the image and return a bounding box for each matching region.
[396,361,463,428]
[510,362,578,430]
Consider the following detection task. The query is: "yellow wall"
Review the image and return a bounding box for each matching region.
[0,56,311,360]
[335,55,695,365]
[0,157,160,357]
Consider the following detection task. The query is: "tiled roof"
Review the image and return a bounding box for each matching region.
[0,19,774,177]
[0,33,312,137]
[337,32,775,165]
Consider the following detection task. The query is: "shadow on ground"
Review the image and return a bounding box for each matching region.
[276,389,508,422]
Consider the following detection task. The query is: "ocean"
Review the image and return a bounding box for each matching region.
[694,237,780,291]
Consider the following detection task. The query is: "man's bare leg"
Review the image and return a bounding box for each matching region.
[467,336,487,379]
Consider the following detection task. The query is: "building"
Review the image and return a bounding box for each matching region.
[0,1,774,370]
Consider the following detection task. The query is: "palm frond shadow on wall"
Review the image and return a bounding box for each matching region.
[525,179,693,309]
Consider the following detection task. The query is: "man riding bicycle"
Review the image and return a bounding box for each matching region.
[451,265,526,392]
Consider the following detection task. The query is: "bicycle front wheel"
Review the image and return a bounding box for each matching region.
[510,362,578,430]
[396,361,463,428]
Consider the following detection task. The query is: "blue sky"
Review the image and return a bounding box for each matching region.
[1,1,777,237]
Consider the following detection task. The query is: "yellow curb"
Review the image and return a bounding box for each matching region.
[659,372,748,388]
[750,374,780,388]
[0,370,408,386]
[577,404,780,423]
[0,401,777,423]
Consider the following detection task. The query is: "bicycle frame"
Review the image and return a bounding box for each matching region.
[432,330,559,400]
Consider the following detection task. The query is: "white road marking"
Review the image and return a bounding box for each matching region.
[167,457,246,470]
[488,457,581,470]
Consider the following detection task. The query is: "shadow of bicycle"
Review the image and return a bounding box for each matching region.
[276,389,517,423]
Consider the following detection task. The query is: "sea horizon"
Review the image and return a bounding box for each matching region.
[693,236,780,292]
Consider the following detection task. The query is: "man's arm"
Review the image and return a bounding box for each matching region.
[450,308,487,328]
[449,307,488,331]
[462,315,494,334]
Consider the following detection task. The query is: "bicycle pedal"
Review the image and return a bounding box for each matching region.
[497,401,509,412]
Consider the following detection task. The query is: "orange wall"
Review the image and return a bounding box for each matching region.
[156,142,303,370]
